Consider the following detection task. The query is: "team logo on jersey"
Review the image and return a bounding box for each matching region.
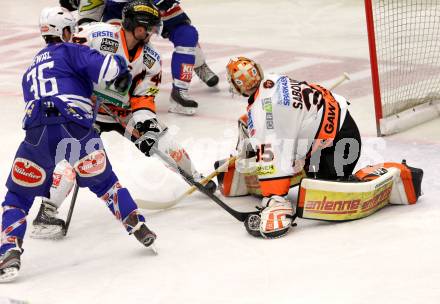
[278,76,291,106]
[100,38,119,53]
[261,98,272,112]
[180,64,194,82]
[143,54,156,69]
[263,80,274,89]
[256,164,276,176]
[266,112,274,129]
[92,30,114,39]
[11,158,46,187]
[75,150,107,177]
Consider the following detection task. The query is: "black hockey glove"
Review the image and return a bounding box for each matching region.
[134,119,162,157]
[113,71,132,93]
[108,54,132,93]
[59,0,79,11]
[154,0,179,11]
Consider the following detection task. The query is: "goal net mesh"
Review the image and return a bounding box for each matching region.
[372,0,440,118]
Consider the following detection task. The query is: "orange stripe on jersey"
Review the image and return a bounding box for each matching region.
[259,177,291,197]
[308,84,341,156]
[120,29,143,62]
[130,96,156,113]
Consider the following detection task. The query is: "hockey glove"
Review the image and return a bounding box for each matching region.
[259,196,295,238]
[108,54,132,93]
[134,119,162,157]
[59,0,79,11]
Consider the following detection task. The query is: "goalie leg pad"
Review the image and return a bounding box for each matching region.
[298,161,423,221]
[215,158,250,197]
[355,161,423,205]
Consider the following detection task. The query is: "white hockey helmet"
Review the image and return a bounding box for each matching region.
[39,6,76,42]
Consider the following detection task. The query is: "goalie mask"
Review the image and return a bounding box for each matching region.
[226,57,264,97]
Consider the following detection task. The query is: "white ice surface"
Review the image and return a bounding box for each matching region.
[0,1,440,303]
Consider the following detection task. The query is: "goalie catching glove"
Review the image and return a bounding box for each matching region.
[134,118,163,156]
[244,195,295,239]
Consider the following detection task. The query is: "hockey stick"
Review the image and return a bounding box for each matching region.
[64,183,79,236]
[135,156,236,210]
[150,147,259,222]
[99,103,220,199]
[136,72,351,210]
[328,72,350,90]
[100,103,258,221]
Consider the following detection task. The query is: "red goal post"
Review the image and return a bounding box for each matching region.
[365,0,440,136]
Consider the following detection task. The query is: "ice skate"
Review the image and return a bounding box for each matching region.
[168,87,198,115]
[195,63,219,87]
[125,213,157,253]
[0,249,21,283]
[31,201,66,239]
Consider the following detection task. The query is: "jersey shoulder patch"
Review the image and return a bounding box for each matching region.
[143,44,161,72]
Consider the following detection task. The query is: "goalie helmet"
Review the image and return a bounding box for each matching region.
[39,6,76,42]
[226,57,264,97]
[122,0,161,33]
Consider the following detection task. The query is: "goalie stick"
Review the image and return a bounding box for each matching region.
[135,156,237,210]
[135,72,352,210]
[100,103,259,222]
[150,147,259,222]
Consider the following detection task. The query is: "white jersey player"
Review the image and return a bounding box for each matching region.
[224,57,361,238]
[31,1,216,239]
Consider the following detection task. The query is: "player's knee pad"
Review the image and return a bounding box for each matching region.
[100,181,140,231]
[48,159,76,208]
[170,24,199,48]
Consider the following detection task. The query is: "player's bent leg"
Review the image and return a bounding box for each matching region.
[168,24,199,115]
[31,160,76,239]
[194,44,219,87]
[74,149,156,248]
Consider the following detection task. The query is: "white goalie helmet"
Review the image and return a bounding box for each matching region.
[39,6,76,42]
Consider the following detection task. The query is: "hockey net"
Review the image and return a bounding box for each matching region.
[365,0,440,135]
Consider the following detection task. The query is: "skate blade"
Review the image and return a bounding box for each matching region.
[168,103,196,116]
[0,267,19,283]
[149,244,158,255]
[30,225,65,240]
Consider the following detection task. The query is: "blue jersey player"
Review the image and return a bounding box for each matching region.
[0,6,157,282]
[62,0,220,115]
